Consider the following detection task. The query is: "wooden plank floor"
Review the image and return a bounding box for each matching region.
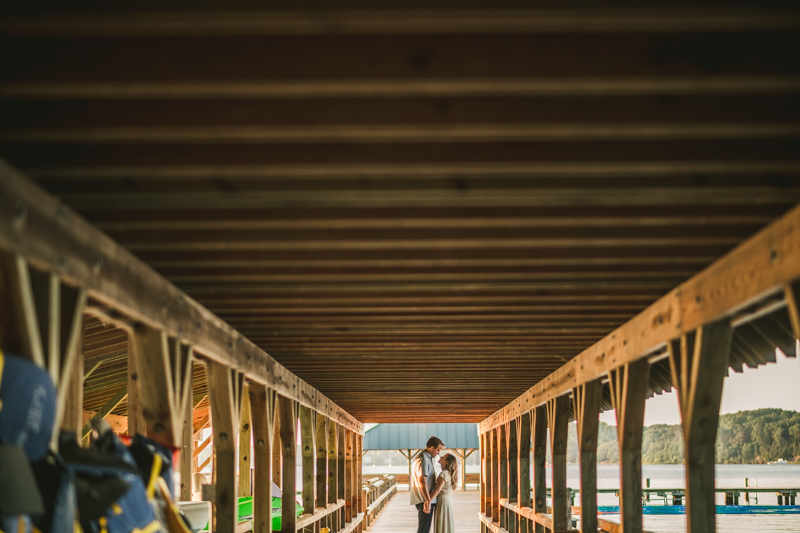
[367,489,480,533]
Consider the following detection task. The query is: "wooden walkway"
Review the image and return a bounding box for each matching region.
[367,489,480,533]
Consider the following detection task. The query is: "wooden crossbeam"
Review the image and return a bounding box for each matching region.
[193,435,212,460]
[81,385,128,439]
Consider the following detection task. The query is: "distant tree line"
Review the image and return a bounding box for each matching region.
[563,408,800,464]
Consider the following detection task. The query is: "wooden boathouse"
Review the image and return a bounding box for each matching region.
[0,2,799,533]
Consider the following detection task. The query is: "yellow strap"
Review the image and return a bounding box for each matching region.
[156,477,192,533]
[146,453,163,499]
[132,521,162,533]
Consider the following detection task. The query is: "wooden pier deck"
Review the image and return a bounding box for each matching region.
[367,489,480,533]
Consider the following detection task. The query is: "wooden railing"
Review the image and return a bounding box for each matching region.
[0,161,366,533]
[362,476,398,527]
[478,202,800,533]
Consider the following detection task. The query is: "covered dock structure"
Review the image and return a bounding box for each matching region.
[1,2,800,533]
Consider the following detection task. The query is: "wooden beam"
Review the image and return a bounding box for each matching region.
[239,382,252,497]
[572,379,603,533]
[180,363,194,500]
[486,427,495,521]
[62,317,85,440]
[481,200,800,434]
[517,412,532,533]
[548,395,570,532]
[193,412,210,437]
[316,413,329,512]
[498,425,508,530]
[668,321,733,533]
[531,405,547,533]
[279,395,298,533]
[506,419,518,533]
[193,435,212,460]
[130,325,193,448]
[272,409,282,487]
[356,433,364,533]
[0,161,362,434]
[344,430,354,523]
[299,405,316,514]
[81,385,127,439]
[609,359,650,533]
[250,382,276,533]
[480,433,487,515]
[208,360,243,533]
[337,425,346,529]
[4,9,799,36]
[785,281,800,340]
[328,421,338,505]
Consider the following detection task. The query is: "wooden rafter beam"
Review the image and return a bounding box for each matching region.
[81,385,128,439]
[0,160,362,434]
[480,200,800,433]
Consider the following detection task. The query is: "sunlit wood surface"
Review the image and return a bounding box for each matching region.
[368,489,480,533]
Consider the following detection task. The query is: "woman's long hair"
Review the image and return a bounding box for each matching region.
[441,453,459,490]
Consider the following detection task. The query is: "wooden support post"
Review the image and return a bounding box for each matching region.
[180,362,194,501]
[547,395,570,532]
[460,449,467,491]
[356,433,364,533]
[784,281,800,340]
[250,383,276,533]
[127,332,146,438]
[328,421,338,505]
[273,411,282,487]
[328,422,339,532]
[480,433,487,515]
[130,326,193,450]
[61,318,84,439]
[338,428,346,528]
[573,380,603,533]
[498,426,508,529]
[300,405,316,517]
[239,383,253,497]
[517,413,532,533]
[279,396,299,533]
[316,414,329,513]
[484,430,490,522]
[208,361,244,533]
[345,430,354,523]
[609,358,650,533]
[531,405,547,533]
[507,419,518,533]
[669,321,733,533]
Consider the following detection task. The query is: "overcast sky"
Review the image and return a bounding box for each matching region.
[600,348,800,427]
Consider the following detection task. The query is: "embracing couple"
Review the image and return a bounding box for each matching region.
[410,436,458,533]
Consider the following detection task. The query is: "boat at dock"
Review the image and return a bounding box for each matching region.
[597,505,800,515]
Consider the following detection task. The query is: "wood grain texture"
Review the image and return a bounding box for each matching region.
[668,322,733,533]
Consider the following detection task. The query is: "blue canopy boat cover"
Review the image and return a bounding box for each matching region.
[597,505,800,515]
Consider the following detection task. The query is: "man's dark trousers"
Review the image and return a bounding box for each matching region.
[415,503,436,533]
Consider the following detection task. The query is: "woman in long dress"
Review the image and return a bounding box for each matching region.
[427,453,458,533]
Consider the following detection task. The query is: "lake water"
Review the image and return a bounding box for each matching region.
[364,464,800,532]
